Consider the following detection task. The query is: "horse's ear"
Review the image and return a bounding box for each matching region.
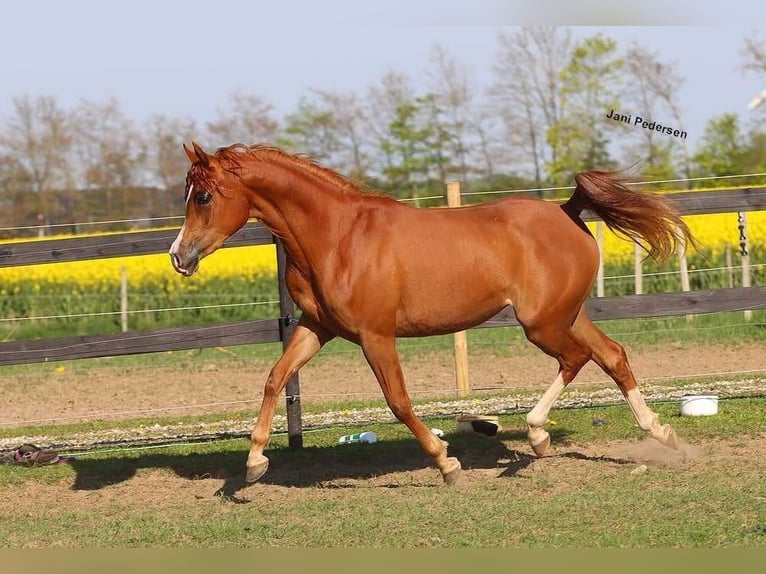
[191,141,210,168]
[183,143,197,164]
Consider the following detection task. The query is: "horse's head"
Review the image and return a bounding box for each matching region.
[169,142,252,276]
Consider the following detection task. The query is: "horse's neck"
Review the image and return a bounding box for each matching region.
[247,162,357,269]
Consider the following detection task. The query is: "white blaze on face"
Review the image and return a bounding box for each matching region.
[169,183,193,260]
[169,224,186,257]
[185,183,194,207]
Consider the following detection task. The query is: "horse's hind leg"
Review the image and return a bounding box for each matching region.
[360,333,461,485]
[572,313,679,449]
[245,317,335,483]
[523,319,592,457]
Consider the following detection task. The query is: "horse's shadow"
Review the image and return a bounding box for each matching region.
[66,427,636,501]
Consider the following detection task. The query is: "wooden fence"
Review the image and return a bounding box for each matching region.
[1,186,765,446]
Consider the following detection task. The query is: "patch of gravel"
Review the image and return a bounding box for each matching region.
[1,377,764,453]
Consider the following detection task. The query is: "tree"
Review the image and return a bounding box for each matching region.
[0,95,72,223]
[469,102,504,184]
[280,90,373,182]
[742,34,766,124]
[620,42,687,184]
[742,34,766,77]
[491,27,572,184]
[425,45,473,182]
[206,90,279,147]
[740,130,766,184]
[145,114,199,191]
[0,154,34,233]
[692,114,746,182]
[312,90,370,180]
[547,34,623,186]
[379,98,433,198]
[280,96,342,163]
[72,98,146,217]
[365,70,417,185]
[740,34,766,186]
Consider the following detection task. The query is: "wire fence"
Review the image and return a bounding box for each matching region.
[0,300,281,323]
[0,261,761,325]
[460,171,766,198]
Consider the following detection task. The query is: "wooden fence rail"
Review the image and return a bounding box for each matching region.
[0,222,273,268]
[482,287,766,328]
[0,318,283,366]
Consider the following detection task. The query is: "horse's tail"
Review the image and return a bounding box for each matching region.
[563,170,695,261]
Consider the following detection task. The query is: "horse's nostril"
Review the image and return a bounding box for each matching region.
[171,252,182,269]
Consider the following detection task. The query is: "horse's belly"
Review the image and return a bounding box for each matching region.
[392,247,517,336]
[394,293,511,337]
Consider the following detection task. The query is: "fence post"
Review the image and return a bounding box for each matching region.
[120,266,128,332]
[725,245,734,289]
[447,181,470,398]
[676,224,692,321]
[275,237,303,449]
[738,212,752,321]
[596,222,605,297]
[634,242,643,295]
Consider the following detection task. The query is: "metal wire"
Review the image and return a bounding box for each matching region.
[459,172,766,198]
[0,300,280,323]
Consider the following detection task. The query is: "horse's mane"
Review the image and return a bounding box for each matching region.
[215,143,388,199]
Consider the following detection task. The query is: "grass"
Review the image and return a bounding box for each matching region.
[1,398,765,547]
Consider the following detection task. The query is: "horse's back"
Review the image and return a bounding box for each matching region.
[389,195,597,272]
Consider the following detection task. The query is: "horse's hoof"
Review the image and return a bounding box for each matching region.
[441,457,461,486]
[528,426,551,457]
[661,424,679,450]
[531,432,551,457]
[245,456,269,483]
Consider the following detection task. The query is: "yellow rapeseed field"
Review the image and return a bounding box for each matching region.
[0,211,763,290]
[587,211,765,265]
[0,235,277,294]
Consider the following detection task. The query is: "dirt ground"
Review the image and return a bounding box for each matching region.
[0,340,763,426]
[0,432,763,533]
[0,341,764,544]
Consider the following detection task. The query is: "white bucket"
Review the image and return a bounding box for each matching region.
[680,395,719,416]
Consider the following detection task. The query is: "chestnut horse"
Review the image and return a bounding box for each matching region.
[170,142,694,485]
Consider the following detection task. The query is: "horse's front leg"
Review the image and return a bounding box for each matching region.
[360,333,461,485]
[246,317,334,483]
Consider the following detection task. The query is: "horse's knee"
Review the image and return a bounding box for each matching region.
[263,368,287,397]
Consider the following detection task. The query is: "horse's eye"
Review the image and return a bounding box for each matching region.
[195,191,212,206]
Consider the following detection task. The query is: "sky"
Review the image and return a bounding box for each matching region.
[2,0,766,153]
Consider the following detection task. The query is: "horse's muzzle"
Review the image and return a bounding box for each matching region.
[170,252,199,277]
